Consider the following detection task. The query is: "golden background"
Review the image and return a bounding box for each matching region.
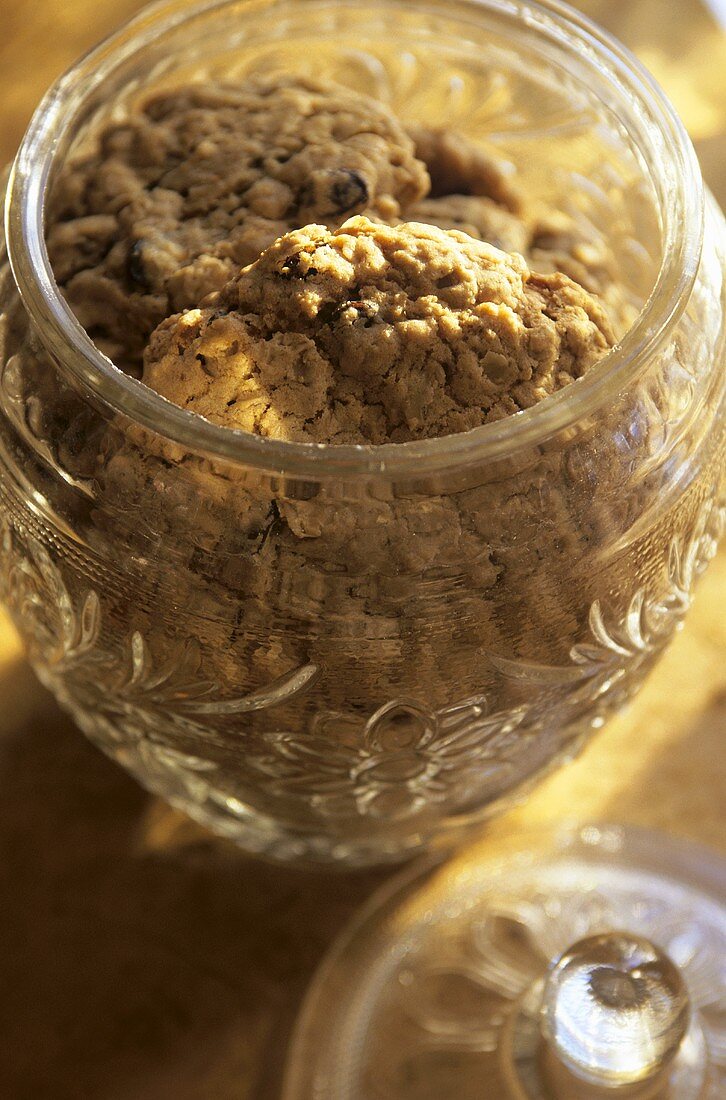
[0,1,723,1097]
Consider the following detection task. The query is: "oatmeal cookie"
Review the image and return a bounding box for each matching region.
[404,194,529,254]
[407,124,522,212]
[528,207,639,335]
[142,216,614,444]
[47,74,429,373]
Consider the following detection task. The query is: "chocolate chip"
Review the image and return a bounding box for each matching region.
[297,168,370,217]
[195,352,213,377]
[278,253,301,278]
[317,299,345,326]
[318,293,378,328]
[127,239,150,291]
[254,500,281,555]
[329,170,369,213]
[348,300,379,327]
[277,253,320,280]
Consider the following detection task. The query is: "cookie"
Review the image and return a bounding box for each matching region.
[407,124,522,212]
[142,216,614,444]
[47,74,429,373]
[404,194,529,254]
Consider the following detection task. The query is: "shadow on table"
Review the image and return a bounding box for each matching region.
[0,659,386,1100]
[3,655,722,1099]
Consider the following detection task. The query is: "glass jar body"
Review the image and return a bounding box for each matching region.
[0,0,723,865]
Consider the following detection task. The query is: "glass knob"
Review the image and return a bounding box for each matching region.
[542,932,691,1088]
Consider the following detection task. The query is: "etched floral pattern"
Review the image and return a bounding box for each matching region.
[0,493,722,828]
[248,697,530,820]
[492,490,724,688]
[247,495,724,821]
[0,517,318,805]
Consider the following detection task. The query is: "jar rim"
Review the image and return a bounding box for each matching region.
[5,0,704,480]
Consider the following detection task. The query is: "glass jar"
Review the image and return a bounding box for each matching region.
[0,0,723,866]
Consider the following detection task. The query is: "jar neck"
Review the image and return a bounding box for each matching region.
[5,0,704,482]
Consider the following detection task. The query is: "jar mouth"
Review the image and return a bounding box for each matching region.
[5,0,704,480]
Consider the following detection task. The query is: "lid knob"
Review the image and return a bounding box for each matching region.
[542,931,690,1088]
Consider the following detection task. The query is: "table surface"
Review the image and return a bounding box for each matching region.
[0,2,724,1097]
